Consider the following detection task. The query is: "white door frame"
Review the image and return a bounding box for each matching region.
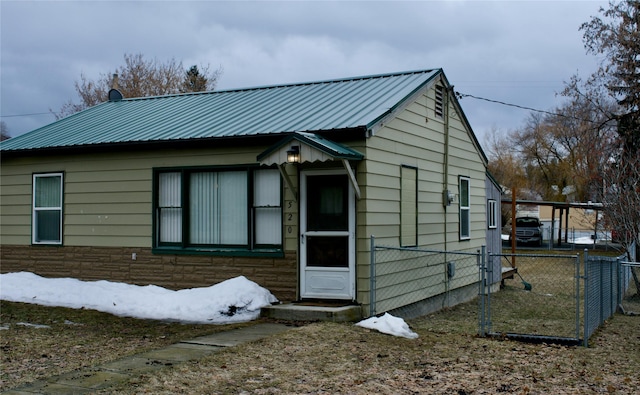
[299,169,356,300]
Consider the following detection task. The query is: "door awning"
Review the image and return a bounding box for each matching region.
[257,132,364,165]
[257,132,364,201]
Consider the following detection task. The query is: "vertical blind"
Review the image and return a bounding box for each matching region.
[189,171,248,245]
[157,168,280,248]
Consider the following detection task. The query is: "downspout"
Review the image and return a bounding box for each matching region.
[443,84,450,250]
[443,83,450,307]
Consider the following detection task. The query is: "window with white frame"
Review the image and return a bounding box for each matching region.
[32,173,63,245]
[459,176,470,240]
[487,199,497,229]
[155,167,282,252]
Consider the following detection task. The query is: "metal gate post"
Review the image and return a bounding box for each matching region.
[484,246,491,335]
[478,245,486,337]
[583,249,589,347]
[616,257,622,311]
[575,252,581,344]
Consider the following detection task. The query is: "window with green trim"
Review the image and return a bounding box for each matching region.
[32,173,64,245]
[154,167,282,252]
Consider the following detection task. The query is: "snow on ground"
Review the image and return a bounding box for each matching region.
[1,271,417,338]
[0,272,278,324]
[501,234,598,245]
[355,313,419,339]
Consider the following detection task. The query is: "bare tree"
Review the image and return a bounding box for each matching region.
[484,127,529,228]
[574,0,640,256]
[509,93,618,202]
[597,147,640,259]
[581,0,640,154]
[54,53,222,119]
[0,121,10,141]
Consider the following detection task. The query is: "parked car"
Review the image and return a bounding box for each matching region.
[509,216,543,246]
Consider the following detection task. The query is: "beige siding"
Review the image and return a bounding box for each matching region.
[356,81,487,311]
[0,147,295,249]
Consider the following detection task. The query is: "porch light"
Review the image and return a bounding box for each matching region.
[287,145,300,163]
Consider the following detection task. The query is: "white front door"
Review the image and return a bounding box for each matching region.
[300,169,355,300]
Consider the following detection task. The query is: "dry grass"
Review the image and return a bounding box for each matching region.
[2,250,639,394]
[104,302,639,394]
[2,300,639,394]
[0,301,252,391]
[492,254,581,338]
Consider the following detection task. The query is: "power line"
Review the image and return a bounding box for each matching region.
[455,91,594,123]
[455,92,564,119]
[1,112,53,118]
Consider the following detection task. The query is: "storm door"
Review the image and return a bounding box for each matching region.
[300,170,355,300]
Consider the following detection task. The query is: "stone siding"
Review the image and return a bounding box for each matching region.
[0,245,297,302]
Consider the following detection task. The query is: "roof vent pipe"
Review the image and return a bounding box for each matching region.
[108,74,123,102]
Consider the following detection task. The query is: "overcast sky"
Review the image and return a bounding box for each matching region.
[1,0,607,148]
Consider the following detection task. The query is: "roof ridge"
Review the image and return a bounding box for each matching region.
[1,68,443,153]
[121,68,440,102]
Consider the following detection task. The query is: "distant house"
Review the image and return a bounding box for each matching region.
[0,69,491,315]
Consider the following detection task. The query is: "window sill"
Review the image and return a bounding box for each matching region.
[152,246,285,258]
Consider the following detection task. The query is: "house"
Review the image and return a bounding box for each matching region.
[485,171,503,283]
[0,69,491,316]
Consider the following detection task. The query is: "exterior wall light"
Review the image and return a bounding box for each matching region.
[287,145,300,163]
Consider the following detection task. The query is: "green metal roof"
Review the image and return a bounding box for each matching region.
[257,132,364,163]
[1,69,441,153]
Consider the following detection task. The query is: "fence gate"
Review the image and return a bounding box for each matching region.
[479,252,582,345]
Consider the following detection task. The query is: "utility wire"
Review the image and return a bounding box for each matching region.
[1,112,52,118]
[455,91,597,123]
[455,92,561,117]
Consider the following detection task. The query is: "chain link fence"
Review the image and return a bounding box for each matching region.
[481,253,582,344]
[619,262,640,315]
[370,237,637,347]
[483,247,638,347]
[583,246,639,341]
[584,252,618,344]
[370,237,482,317]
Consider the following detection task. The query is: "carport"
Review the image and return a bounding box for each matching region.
[501,199,604,248]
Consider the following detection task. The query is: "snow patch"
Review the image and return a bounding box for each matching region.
[355,313,419,339]
[0,272,278,324]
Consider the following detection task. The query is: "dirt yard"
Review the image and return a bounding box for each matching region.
[2,298,638,394]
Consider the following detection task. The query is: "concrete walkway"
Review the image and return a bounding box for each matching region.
[3,322,292,394]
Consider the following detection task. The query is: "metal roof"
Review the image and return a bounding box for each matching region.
[1,69,441,153]
[257,132,364,164]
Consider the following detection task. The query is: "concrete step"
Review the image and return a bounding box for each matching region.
[261,303,363,322]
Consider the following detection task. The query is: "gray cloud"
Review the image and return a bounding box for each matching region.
[1,0,606,146]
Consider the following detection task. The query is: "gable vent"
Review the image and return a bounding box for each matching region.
[435,85,444,119]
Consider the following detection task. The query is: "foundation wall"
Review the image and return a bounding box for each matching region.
[0,245,297,302]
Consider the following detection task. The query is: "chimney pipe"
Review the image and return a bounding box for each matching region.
[108,74,123,102]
